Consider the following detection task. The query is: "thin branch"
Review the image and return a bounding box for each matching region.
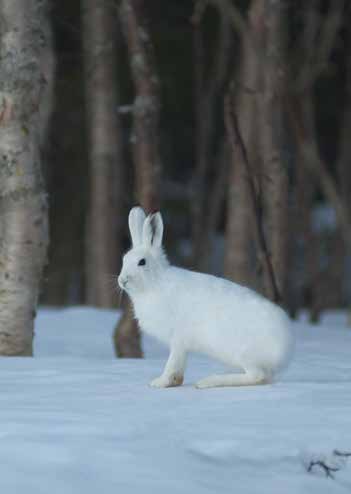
[306,449,351,478]
[333,450,351,458]
[307,460,339,479]
[294,0,345,92]
[224,85,282,304]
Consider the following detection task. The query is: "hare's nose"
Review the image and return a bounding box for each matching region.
[118,275,129,288]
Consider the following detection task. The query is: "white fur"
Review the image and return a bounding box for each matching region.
[118,208,294,389]
[128,207,146,247]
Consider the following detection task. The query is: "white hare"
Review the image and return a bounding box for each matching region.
[118,207,294,389]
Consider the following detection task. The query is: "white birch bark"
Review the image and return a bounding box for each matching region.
[0,0,51,355]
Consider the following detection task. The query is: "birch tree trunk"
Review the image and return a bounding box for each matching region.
[259,0,289,301]
[115,0,161,358]
[224,0,264,287]
[82,0,124,308]
[0,0,51,355]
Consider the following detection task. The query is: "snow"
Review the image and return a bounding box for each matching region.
[0,306,350,493]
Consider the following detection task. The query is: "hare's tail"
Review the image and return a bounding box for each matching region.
[195,367,272,389]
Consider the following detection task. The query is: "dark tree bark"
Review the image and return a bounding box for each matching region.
[337,22,351,229]
[191,0,231,271]
[224,0,264,287]
[336,20,351,319]
[119,0,161,211]
[258,0,289,302]
[198,139,229,272]
[224,89,282,305]
[115,0,162,358]
[114,300,142,359]
[287,96,351,253]
[0,0,51,355]
[82,0,124,308]
[286,0,346,320]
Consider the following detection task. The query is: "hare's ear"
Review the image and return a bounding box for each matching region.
[142,212,164,248]
[128,207,146,246]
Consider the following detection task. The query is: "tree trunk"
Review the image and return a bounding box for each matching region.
[119,0,161,211]
[198,139,229,273]
[294,121,319,320]
[288,95,351,252]
[0,0,51,355]
[224,0,264,287]
[114,298,142,358]
[337,27,351,318]
[82,0,124,308]
[192,2,231,270]
[224,89,282,304]
[115,0,162,358]
[337,20,351,231]
[258,0,289,301]
[287,0,345,320]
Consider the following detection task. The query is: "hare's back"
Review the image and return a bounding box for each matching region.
[165,267,289,332]
[161,267,293,371]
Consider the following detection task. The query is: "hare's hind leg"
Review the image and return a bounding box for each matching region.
[195,367,271,389]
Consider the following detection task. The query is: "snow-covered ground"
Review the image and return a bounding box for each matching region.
[0,307,350,493]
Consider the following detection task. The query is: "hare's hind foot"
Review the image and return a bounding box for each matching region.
[150,372,184,388]
[195,368,271,389]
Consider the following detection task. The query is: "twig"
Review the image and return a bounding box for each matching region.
[306,449,351,479]
[307,460,339,479]
[333,450,351,458]
[224,85,282,304]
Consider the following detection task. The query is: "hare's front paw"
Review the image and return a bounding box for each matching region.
[150,373,183,388]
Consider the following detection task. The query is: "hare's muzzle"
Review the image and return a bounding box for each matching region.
[118,275,129,290]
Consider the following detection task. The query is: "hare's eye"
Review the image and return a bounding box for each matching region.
[138,258,146,266]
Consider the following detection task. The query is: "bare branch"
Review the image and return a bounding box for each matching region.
[306,449,351,478]
[333,450,351,458]
[307,460,339,479]
[295,0,345,92]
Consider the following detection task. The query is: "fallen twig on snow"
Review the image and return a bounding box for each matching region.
[306,449,351,479]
